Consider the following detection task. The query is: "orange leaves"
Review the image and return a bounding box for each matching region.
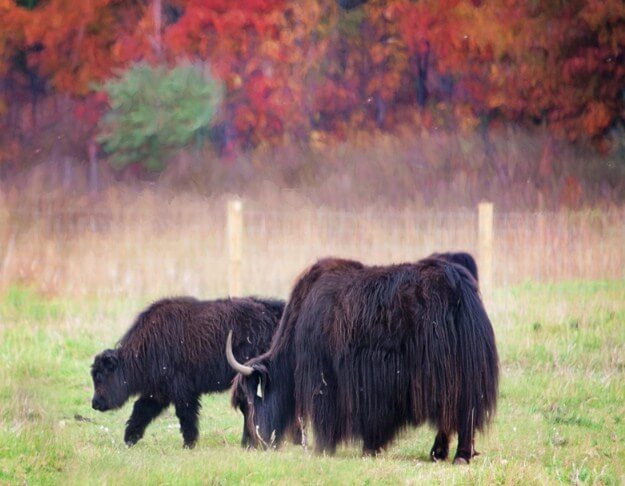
[13,0,139,95]
[581,0,625,30]
[398,1,434,43]
[166,0,286,52]
[562,50,601,84]
[397,0,462,50]
[583,102,613,136]
[314,79,359,119]
[0,0,29,75]
[520,0,625,140]
[164,0,318,145]
[454,0,625,142]
[2,0,624,151]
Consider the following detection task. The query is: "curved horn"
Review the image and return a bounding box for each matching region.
[226,330,254,376]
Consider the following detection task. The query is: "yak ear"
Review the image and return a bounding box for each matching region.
[101,349,119,371]
[251,363,269,379]
[251,363,270,394]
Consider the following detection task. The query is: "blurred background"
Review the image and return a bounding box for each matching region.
[1,0,624,300]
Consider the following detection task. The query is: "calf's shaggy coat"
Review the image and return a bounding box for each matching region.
[91,296,284,448]
[229,257,497,464]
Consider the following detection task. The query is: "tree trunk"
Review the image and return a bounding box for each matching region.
[412,40,430,108]
[88,139,99,194]
[375,94,386,127]
[153,0,162,56]
[63,157,73,189]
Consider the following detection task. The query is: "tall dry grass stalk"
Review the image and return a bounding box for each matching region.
[0,188,623,301]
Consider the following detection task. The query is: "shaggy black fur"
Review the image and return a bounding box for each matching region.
[231,258,364,449]
[430,252,479,283]
[91,296,284,448]
[230,257,498,464]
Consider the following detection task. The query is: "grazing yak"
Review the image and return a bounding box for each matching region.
[228,256,498,464]
[91,296,284,448]
[227,258,365,448]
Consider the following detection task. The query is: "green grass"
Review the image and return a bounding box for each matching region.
[1,282,624,485]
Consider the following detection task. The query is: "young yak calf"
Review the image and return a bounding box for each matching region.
[90,296,284,448]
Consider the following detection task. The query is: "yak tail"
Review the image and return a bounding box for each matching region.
[451,266,499,432]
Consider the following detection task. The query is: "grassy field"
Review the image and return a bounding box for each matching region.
[1,280,624,485]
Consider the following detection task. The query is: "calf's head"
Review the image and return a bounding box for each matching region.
[227,332,285,449]
[90,349,130,411]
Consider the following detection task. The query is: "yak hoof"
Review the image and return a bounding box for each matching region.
[124,434,141,447]
[452,456,469,465]
[430,447,448,462]
[183,441,197,449]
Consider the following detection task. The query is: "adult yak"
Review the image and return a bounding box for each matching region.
[228,256,497,464]
[91,296,284,448]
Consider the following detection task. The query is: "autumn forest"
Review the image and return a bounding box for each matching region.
[1,0,625,208]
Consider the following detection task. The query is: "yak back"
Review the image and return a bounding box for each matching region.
[250,297,286,324]
[118,297,281,387]
[299,260,458,351]
[266,257,364,360]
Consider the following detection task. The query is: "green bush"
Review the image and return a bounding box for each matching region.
[98,62,222,172]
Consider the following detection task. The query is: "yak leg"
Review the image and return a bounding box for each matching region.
[361,423,397,456]
[175,396,201,449]
[312,404,338,455]
[311,376,339,455]
[453,416,475,465]
[241,421,252,448]
[124,396,167,446]
[360,397,400,455]
[290,422,303,447]
[430,430,450,462]
[362,444,382,457]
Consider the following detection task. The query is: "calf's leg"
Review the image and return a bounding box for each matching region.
[175,396,201,448]
[124,396,167,446]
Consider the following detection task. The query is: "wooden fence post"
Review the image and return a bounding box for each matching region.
[478,202,494,303]
[227,198,243,297]
[0,207,15,288]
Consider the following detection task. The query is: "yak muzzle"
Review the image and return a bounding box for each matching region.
[91,397,109,411]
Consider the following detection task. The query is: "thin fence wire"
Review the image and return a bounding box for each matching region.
[1,200,623,300]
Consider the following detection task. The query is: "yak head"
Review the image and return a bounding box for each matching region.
[90,349,130,412]
[227,331,288,449]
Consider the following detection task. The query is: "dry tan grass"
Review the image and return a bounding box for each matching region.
[1,188,623,301]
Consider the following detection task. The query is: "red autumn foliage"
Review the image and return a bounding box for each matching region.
[0,0,624,172]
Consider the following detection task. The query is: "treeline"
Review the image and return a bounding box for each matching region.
[1,0,624,182]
